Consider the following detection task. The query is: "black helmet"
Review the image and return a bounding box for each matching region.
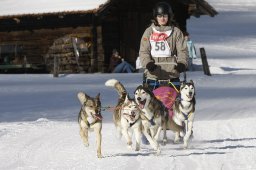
[153,2,173,18]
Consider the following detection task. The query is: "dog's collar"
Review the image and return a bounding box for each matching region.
[129,118,139,127]
[123,114,139,127]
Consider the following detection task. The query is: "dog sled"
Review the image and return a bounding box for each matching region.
[140,71,196,148]
[143,72,187,119]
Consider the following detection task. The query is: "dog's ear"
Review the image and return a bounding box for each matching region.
[95,93,101,106]
[142,83,149,88]
[193,97,196,105]
[189,80,194,85]
[189,80,196,95]
[134,85,142,94]
[124,94,130,104]
[180,81,185,89]
[77,92,88,105]
[95,93,100,100]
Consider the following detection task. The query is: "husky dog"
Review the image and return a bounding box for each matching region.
[172,80,196,148]
[134,85,168,154]
[77,92,102,158]
[105,79,142,151]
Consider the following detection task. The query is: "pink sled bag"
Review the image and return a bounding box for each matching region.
[153,86,177,118]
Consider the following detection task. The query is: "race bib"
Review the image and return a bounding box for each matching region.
[150,28,172,57]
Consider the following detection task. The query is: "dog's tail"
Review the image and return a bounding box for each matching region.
[105,79,127,99]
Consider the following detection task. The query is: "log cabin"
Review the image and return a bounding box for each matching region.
[0,0,217,73]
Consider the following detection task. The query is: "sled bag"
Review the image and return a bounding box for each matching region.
[153,86,177,118]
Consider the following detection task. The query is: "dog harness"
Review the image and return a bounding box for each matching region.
[139,113,156,126]
[129,118,140,127]
[181,111,193,133]
[181,111,193,120]
[122,112,137,127]
[144,79,180,92]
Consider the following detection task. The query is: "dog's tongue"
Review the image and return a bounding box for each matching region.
[186,95,192,100]
[95,114,103,120]
[139,104,144,109]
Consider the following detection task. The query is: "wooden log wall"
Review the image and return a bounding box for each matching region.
[46,34,93,73]
[0,26,103,73]
[96,26,105,72]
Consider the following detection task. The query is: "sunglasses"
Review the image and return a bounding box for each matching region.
[157,14,168,18]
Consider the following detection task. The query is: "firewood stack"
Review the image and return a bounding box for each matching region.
[45,35,92,73]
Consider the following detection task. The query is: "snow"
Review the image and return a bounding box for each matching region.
[207,0,256,11]
[1,0,256,169]
[0,0,108,16]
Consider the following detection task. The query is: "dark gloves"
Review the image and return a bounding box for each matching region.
[175,63,186,73]
[146,62,157,72]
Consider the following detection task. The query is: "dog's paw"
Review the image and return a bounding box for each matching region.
[162,138,167,146]
[174,139,180,144]
[183,140,189,149]
[83,142,89,147]
[152,142,159,151]
[127,141,132,145]
[174,135,181,143]
[127,145,132,150]
[97,153,102,158]
[155,148,161,156]
[135,146,140,151]
[183,144,188,149]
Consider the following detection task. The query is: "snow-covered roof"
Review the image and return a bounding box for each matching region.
[0,0,109,17]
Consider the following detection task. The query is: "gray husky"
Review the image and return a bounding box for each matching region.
[77,92,102,158]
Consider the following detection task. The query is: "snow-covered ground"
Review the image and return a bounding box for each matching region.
[1,0,256,169]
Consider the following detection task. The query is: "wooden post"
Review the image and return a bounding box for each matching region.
[72,37,82,73]
[53,56,59,77]
[200,47,211,76]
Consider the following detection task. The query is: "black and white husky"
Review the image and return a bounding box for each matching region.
[134,85,166,154]
[77,92,102,158]
[172,80,196,148]
[105,79,142,151]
